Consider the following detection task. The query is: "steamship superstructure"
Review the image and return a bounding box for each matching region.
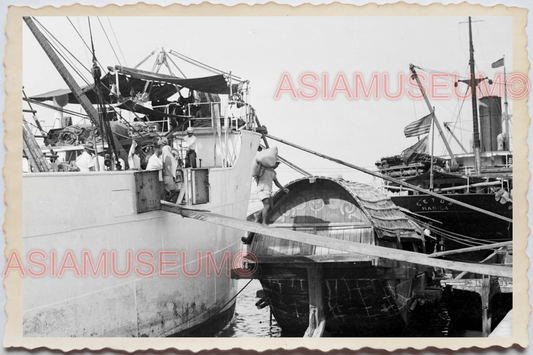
[375,18,512,262]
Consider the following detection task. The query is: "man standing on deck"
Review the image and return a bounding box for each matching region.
[128,139,142,170]
[180,127,197,168]
[161,137,179,202]
[76,144,95,172]
[255,160,289,225]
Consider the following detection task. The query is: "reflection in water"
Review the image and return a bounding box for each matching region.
[216,280,498,337]
[216,280,281,337]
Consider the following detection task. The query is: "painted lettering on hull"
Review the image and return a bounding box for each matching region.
[415,197,454,212]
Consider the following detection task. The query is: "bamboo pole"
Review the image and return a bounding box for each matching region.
[428,241,511,258]
[161,202,512,278]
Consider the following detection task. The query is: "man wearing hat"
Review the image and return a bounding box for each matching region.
[180,127,197,168]
[76,143,95,172]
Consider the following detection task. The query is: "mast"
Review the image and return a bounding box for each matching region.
[455,17,493,175]
[409,64,458,168]
[24,17,101,130]
[24,16,128,166]
[429,106,435,190]
[468,16,482,175]
[503,57,510,150]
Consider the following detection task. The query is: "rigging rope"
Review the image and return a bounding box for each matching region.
[97,17,122,66]
[107,17,127,66]
[416,65,469,82]
[98,79,164,133]
[88,17,122,168]
[165,51,187,78]
[429,221,510,245]
[66,17,108,77]
[214,279,254,317]
[439,65,471,156]
[24,98,90,120]
[34,18,92,87]
[169,49,244,82]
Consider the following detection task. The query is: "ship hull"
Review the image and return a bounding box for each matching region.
[391,193,512,260]
[22,130,261,337]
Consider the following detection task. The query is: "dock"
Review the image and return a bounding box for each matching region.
[489,310,513,337]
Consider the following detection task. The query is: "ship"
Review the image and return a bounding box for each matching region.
[375,17,513,262]
[373,17,514,336]
[243,176,431,337]
[22,16,262,337]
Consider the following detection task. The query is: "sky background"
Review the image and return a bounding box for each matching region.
[22,15,513,185]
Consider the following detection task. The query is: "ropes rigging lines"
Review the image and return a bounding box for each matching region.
[97,17,122,67]
[34,18,92,87]
[106,17,127,66]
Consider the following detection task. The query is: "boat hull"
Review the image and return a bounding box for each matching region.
[247,178,429,337]
[257,263,422,337]
[22,130,261,337]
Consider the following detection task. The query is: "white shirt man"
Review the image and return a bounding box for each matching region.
[76,148,94,172]
[146,148,163,181]
[128,140,142,170]
[181,132,197,151]
[180,127,197,168]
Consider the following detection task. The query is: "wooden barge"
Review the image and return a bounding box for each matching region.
[244,176,432,337]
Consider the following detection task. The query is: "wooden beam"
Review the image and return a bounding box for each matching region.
[441,278,512,293]
[481,275,492,337]
[454,247,507,280]
[303,265,325,338]
[443,276,508,338]
[254,254,373,264]
[255,263,417,281]
[428,241,512,258]
[270,222,372,229]
[161,202,512,278]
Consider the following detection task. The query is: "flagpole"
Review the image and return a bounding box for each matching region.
[503,55,510,150]
[429,107,435,190]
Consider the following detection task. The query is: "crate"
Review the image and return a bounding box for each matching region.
[134,170,162,213]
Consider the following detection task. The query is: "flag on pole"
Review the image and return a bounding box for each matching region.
[404,112,433,138]
[401,135,429,165]
[491,57,504,68]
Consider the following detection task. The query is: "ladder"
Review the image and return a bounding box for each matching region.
[22,118,49,172]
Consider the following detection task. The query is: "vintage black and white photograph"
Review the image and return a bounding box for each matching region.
[3,2,529,351]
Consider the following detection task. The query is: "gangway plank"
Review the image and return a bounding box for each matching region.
[160,202,512,278]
